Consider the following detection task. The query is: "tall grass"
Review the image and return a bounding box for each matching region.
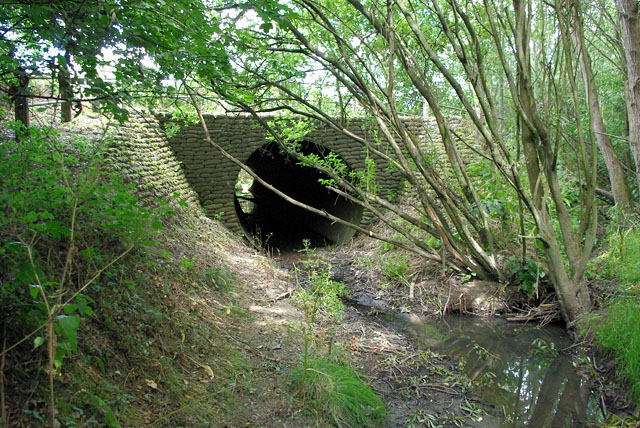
[596,295,640,400]
[595,219,640,401]
[291,358,387,427]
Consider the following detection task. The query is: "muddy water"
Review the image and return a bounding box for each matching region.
[409,314,604,427]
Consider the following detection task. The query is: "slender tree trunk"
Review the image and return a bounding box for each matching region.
[13,68,30,130]
[571,3,633,212]
[58,52,73,123]
[618,0,640,193]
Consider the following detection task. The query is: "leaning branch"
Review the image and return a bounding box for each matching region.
[182,83,436,259]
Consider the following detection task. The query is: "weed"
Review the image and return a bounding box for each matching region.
[290,358,387,428]
[505,255,545,296]
[381,253,410,282]
[205,266,234,291]
[601,413,640,428]
[292,240,346,388]
[601,226,640,287]
[406,409,442,428]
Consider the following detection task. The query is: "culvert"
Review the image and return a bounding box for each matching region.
[234,141,363,249]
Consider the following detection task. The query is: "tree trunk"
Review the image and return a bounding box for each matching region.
[572,4,633,212]
[618,0,640,194]
[12,68,30,132]
[514,0,593,324]
[58,52,73,123]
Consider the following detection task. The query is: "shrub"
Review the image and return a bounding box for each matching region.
[0,123,173,425]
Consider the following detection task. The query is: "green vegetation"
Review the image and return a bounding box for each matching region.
[1,124,170,393]
[292,241,346,373]
[290,242,386,427]
[593,214,640,401]
[597,296,640,400]
[290,358,387,428]
[4,0,640,325]
[5,0,640,421]
[0,124,252,427]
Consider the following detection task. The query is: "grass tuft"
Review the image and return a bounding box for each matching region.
[291,358,387,427]
[601,227,640,286]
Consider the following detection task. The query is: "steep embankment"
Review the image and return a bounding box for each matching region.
[1,116,310,427]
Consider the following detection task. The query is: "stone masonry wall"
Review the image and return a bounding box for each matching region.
[105,115,201,209]
[156,114,423,232]
[105,113,464,235]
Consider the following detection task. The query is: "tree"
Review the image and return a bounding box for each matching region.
[200,0,602,323]
[1,0,614,324]
[0,0,231,124]
[617,0,640,194]
[0,1,117,123]
[560,0,633,213]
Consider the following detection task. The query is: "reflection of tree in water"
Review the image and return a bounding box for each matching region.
[413,316,600,427]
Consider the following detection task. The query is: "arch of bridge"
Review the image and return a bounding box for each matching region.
[157,114,432,233]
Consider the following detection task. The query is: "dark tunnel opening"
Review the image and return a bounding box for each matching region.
[234,141,363,250]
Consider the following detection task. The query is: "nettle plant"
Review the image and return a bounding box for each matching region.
[0,123,174,425]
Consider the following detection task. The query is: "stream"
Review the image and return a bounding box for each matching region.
[354,300,606,427]
[408,314,604,427]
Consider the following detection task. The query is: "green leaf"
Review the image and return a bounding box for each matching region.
[29,284,40,299]
[54,346,65,371]
[22,211,38,223]
[93,356,105,374]
[56,315,80,352]
[95,397,122,428]
[34,336,45,349]
[45,220,69,238]
[78,296,92,315]
[64,303,78,315]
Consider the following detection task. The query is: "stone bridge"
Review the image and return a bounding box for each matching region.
[156,114,434,247]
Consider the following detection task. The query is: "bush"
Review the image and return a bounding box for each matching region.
[290,358,387,427]
[0,123,174,424]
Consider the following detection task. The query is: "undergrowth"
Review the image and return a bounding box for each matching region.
[290,243,387,427]
[592,211,640,402]
[0,123,244,426]
[290,358,387,428]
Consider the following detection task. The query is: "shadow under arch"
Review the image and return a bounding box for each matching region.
[234,141,363,250]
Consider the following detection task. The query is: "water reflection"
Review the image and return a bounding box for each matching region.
[411,315,603,427]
